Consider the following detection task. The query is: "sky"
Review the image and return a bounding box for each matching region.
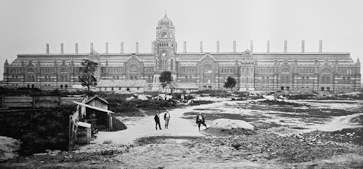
[0,0,363,80]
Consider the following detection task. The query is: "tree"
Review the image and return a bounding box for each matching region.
[159,71,173,89]
[224,76,237,92]
[79,59,98,92]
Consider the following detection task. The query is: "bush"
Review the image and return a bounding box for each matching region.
[0,106,76,156]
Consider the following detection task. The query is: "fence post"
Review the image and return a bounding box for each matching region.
[0,95,3,108]
[59,96,62,108]
[32,96,35,109]
[68,115,73,152]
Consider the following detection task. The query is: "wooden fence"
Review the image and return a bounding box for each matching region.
[1,96,85,109]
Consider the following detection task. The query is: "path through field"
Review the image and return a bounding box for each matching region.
[81,98,362,149]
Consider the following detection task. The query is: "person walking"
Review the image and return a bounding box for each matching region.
[154,113,162,130]
[164,110,171,129]
[196,112,208,131]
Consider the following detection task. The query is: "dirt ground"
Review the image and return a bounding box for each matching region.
[2,97,363,169]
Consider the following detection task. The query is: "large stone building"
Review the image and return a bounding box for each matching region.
[3,15,361,92]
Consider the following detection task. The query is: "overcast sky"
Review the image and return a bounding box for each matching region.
[1,0,363,79]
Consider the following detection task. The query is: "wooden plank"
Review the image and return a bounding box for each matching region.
[4,103,33,108]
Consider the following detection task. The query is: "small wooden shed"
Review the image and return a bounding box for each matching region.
[85,95,108,110]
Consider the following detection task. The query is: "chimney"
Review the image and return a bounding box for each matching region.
[250,40,253,53]
[233,41,236,53]
[105,42,108,54]
[284,40,287,53]
[136,42,139,53]
[301,40,305,53]
[183,41,186,53]
[90,43,93,52]
[121,42,124,54]
[75,43,78,54]
[217,41,219,53]
[319,40,322,53]
[200,41,203,53]
[61,43,64,54]
[267,41,270,53]
[46,43,49,54]
[152,41,155,53]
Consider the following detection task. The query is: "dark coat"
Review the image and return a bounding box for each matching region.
[196,114,205,123]
[154,114,160,122]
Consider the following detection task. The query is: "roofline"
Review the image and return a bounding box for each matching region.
[17,53,155,56]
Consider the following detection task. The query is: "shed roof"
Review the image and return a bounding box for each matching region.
[85,95,109,105]
[97,80,148,87]
[73,101,114,114]
[170,82,199,89]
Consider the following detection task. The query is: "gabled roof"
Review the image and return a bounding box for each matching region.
[85,95,109,105]
[170,82,198,89]
[97,80,148,87]
[73,101,114,114]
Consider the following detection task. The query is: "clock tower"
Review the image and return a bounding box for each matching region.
[152,14,177,91]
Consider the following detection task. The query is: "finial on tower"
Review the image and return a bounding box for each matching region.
[165,10,167,17]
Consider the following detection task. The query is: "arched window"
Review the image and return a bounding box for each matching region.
[326,76,330,84]
[281,76,285,84]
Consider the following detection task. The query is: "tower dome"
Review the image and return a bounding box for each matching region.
[158,14,173,27]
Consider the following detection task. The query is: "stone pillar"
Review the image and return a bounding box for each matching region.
[75,43,78,54]
[121,42,124,54]
[200,41,203,53]
[267,41,270,53]
[90,43,93,52]
[217,41,219,53]
[319,40,322,53]
[233,41,236,53]
[105,42,108,54]
[46,43,49,54]
[284,40,287,53]
[61,43,64,54]
[136,42,139,53]
[301,40,305,53]
[250,40,253,53]
[183,41,186,53]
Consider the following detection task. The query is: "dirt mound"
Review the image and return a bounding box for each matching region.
[111,117,127,131]
[210,119,254,130]
[0,136,20,162]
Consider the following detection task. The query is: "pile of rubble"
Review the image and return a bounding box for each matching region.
[183,130,362,163]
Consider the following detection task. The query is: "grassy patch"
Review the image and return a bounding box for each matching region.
[204,128,256,136]
[182,112,268,122]
[136,136,203,145]
[0,107,76,156]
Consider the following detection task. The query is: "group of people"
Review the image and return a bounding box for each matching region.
[154,111,208,131]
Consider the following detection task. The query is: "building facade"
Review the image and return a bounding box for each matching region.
[3,15,361,92]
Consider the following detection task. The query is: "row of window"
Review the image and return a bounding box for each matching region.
[339,68,354,74]
[221,68,235,73]
[181,68,196,73]
[158,43,173,47]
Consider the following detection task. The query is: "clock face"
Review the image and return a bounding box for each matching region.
[161,32,168,38]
